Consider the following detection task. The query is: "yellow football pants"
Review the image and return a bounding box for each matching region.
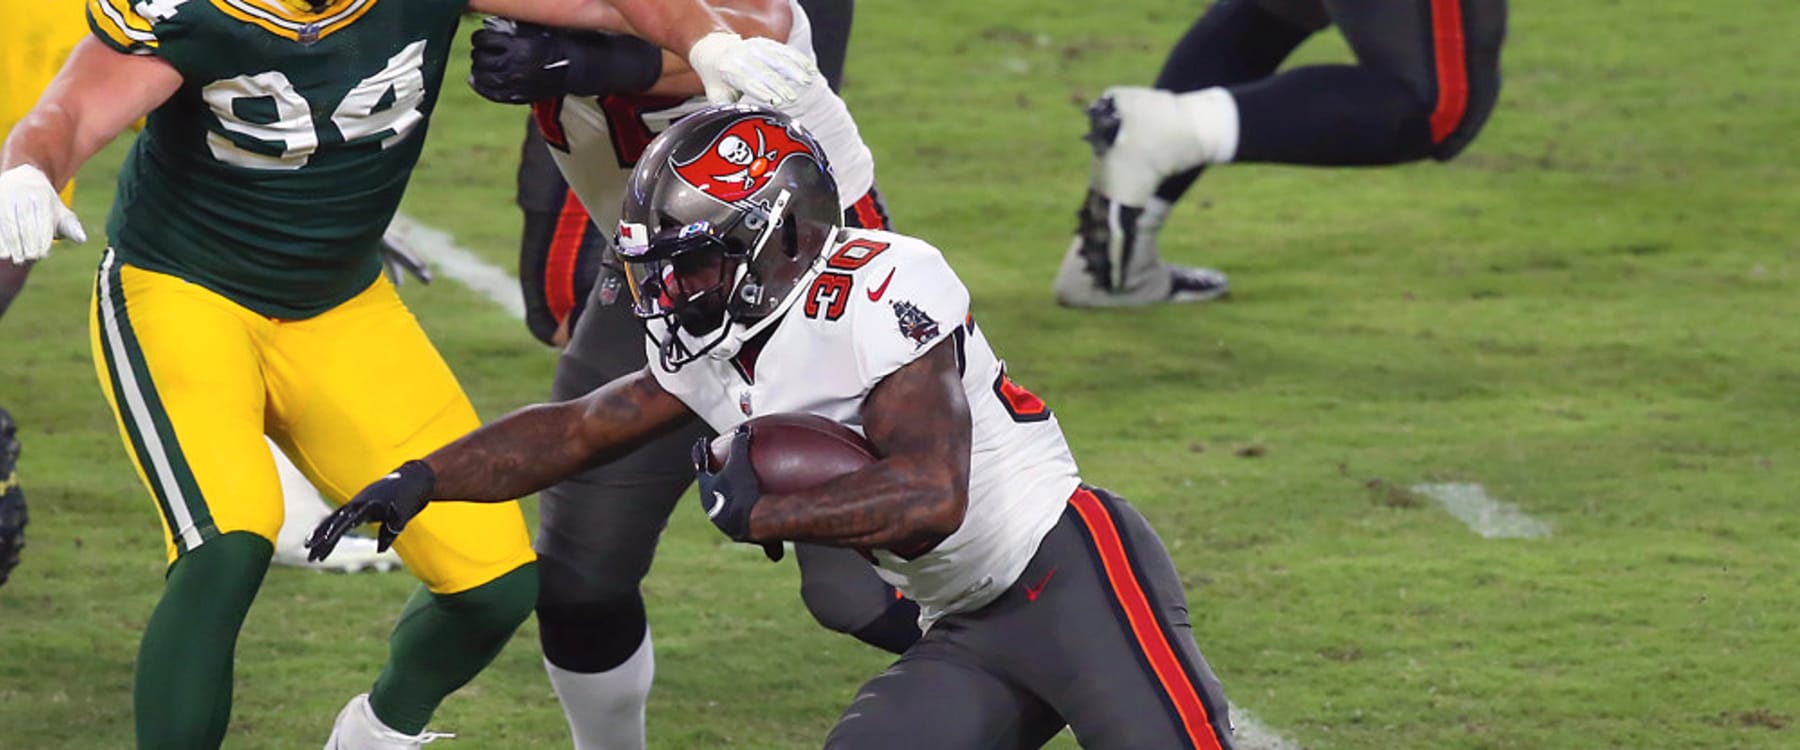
[88,251,535,594]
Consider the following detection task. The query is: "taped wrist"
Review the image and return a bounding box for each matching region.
[563,32,664,96]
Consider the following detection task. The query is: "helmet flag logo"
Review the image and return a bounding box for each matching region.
[674,116,816,204]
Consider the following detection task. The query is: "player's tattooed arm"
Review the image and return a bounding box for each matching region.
[424,367,694,501]
[747,340,972,555]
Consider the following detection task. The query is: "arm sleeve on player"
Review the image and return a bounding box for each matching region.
[86,0,160,55]
[562,31,665,96]
[850,242,971,390]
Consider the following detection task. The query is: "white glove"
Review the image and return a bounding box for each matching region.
[687,32,819,107]
[0,164,86,264]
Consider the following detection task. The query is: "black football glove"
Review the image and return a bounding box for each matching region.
[469,17,571,105]
[692,427,783,561]
[305,460,435,562]
[469,17,663,105]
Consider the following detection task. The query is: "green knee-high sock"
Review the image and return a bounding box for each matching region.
[369,562,538,734]
[134,532,272,750]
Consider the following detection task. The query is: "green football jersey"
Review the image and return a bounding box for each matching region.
[88,0,468,318]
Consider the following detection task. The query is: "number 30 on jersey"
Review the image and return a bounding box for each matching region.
[200,41,428,170]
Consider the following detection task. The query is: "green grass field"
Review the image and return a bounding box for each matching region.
[4,1,1798,747]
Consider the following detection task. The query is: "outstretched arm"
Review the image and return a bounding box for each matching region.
[427,367,694,501]
[468,0,815,105]
[2,38,179,263]
[2,37,179,186]
[745,339,973,555]
[467,0,792,104]
[305,367,694,560]
[468,0,727,54]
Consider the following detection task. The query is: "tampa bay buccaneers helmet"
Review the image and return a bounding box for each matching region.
[614,104,842,371]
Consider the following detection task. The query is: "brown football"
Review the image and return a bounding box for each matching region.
[707,413,878,493]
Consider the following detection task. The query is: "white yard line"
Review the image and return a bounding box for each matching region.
[1411,482,1552,539]
[390,212,1316,749]
[386,213,526,321]
[1234,708,1304,750]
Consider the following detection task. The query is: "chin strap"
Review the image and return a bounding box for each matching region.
[705,225,843,363]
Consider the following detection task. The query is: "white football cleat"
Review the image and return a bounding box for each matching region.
[1056,87,1237,308]
[274,532,402,574]
[1054,191,1230,308]
[326,693,453,749]
[1085,87,1201,208]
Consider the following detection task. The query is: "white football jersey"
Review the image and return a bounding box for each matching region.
[650,229,1082,627]
[535,0,876,229]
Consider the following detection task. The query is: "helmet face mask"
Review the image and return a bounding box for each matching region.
[613,105,843,371]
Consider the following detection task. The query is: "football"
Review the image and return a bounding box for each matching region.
[706,413,878,493]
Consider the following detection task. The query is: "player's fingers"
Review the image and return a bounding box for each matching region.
[728,426,753,464]
[0,218,23,263]
[766,47,815,84]
[305,520,342,561]
[737,67,792,106]
[377,524,399,553]
[701,78,738,105]
[691,436,715,473]
[306,505,360,560]
[54,209,86,245]
[20,220,51,263]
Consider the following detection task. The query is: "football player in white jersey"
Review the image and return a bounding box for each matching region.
[467,4,911,749]
[310,105,1238,749]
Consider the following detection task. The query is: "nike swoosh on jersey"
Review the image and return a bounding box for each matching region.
[867,268,896,301]
[706,491,727,518]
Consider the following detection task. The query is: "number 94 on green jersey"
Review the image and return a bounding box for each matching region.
[89,0,466,319]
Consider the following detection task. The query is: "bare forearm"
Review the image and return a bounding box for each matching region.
[423,369,691,502]
[423,401,598,501]
[469,0,728,53]
[608,0,729,55]
[748,459,962,553]
[1,105,82,187]
[5,39,180,184]
[645,66,703,97]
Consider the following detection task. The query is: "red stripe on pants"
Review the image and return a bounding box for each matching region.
[1069,488,1222,750]
[545,189,589,324]
[1427,0,1470,143]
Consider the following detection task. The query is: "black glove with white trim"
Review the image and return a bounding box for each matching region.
[692,427,783,561]
[469,17,663,105]
[305,460,434,561]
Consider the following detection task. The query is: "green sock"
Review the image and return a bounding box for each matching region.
[368,562,538,734]
[134,531,272,750]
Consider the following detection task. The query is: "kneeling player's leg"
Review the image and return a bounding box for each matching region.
[1151,0,1323,205]
[536,293,705,750]
[89,254,285,749]
[825,654,1063,750]
[268,276,537,735]
[793,543,921,654]
[1225,0,1506,166]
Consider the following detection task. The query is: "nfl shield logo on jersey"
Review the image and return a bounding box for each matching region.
[739,390,754,416]
[890,300,940,348]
